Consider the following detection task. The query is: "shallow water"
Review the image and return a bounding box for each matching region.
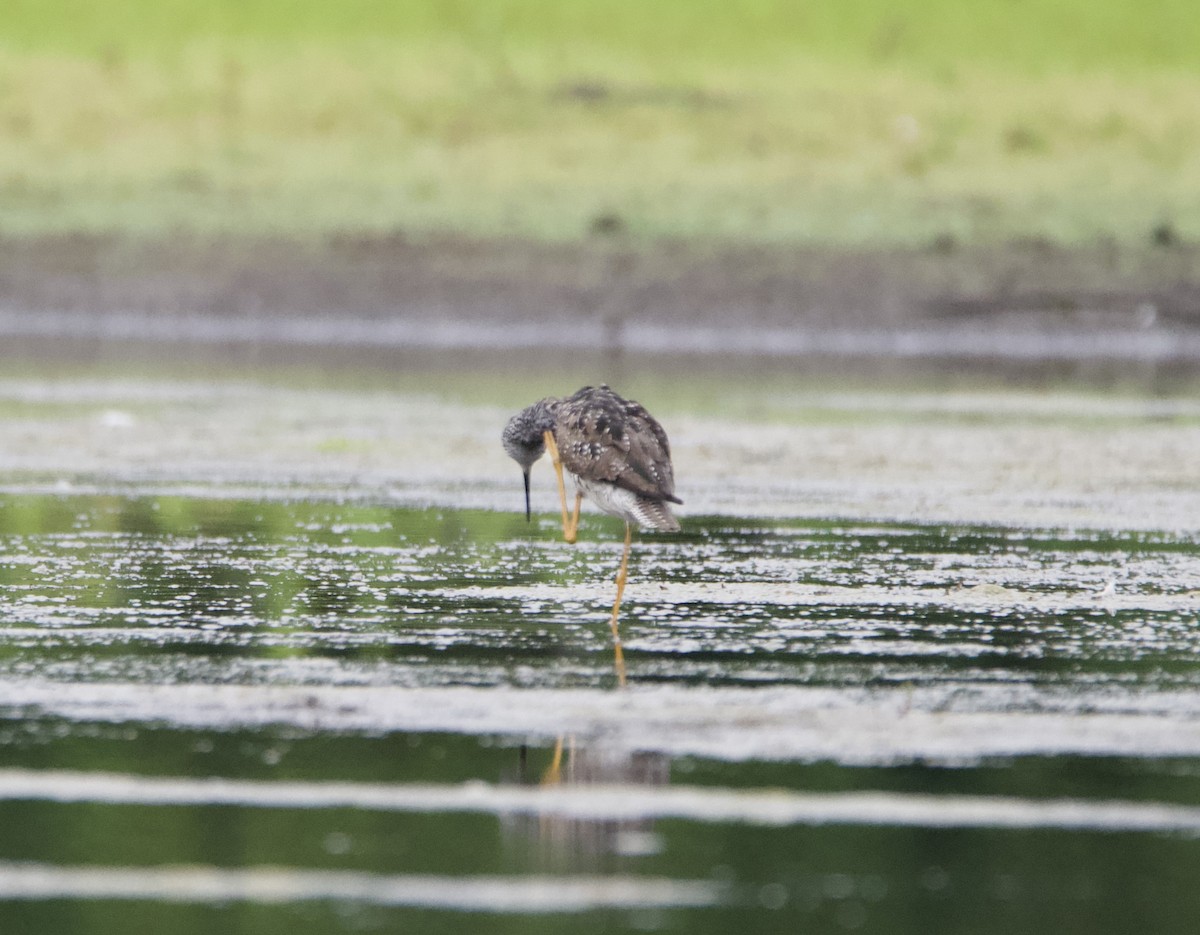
[2,490,1200,934]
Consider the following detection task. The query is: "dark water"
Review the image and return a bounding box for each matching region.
[1,493,1200,934]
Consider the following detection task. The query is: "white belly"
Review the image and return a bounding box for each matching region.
[573,475,680,532]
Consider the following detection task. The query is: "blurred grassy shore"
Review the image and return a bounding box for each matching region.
[3,0,1200,247]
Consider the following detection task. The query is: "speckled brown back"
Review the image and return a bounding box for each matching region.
[553,385,681,504]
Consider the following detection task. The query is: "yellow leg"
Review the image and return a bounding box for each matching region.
[608,522,631,688]
[543,430,578,544]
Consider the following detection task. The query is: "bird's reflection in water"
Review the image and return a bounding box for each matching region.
[505,738,670,870]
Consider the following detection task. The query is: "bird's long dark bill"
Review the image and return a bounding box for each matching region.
[523,471,532,522]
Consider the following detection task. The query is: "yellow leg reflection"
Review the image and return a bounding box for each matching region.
[543,430,578,544]
[608,522,631,688]
[541,735,565,785]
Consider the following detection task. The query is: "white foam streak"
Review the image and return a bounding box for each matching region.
[0,769,1198,835]
[0,861,721,910]
[5,680,1200,764]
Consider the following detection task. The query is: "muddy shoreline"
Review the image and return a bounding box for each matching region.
[1,233,1198,367]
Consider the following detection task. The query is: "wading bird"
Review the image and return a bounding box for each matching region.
[502,385,681,686]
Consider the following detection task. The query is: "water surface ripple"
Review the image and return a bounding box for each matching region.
[3,492,1200,934]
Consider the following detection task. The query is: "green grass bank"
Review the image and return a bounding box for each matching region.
[2,0,1199,245]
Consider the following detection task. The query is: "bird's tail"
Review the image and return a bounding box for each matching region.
[634,497,681,533]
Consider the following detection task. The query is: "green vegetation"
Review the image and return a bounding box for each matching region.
[2,0,1199,244]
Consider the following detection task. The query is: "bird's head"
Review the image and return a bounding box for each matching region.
[502,398,559,521]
